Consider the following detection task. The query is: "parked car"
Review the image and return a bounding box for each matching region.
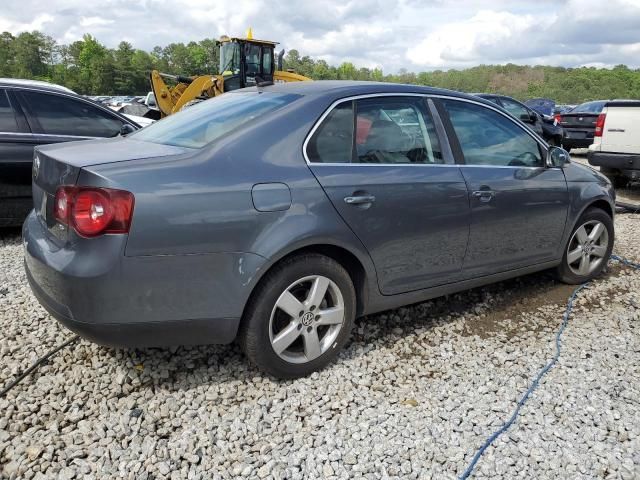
[588,100,640,187]
[24,81,615,378]
[525,98,555,116]
[0,78,140,226]
[476,94,563,146]
[554,104,575,115]
[556,100,607,151]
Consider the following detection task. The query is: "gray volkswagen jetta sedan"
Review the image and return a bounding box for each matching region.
[24,81,615,378]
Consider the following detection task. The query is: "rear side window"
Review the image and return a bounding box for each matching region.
[262,47,273,74]
[443,99,543,167]
[21,91,124,137]
[132,91,300,148]
[0,90,19,133]
[307,96,442,164]
[500,98,530,121]
[306,102,354,163]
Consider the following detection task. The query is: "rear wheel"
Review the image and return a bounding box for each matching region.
[240,254,356,378]
[556,208,613,284]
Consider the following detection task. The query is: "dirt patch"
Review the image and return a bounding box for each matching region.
[462,264,624,339]
[462,278,573,339]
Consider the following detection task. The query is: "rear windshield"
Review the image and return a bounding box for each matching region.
[131,91,300,148]
[570,101,606,114]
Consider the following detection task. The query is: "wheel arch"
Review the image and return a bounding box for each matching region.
[243,242,373,321]
[567,196,614,240]
[586,198,614,218]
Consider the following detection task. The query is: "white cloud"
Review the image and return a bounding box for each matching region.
[0,13,54,33]
[406,10,538,67]
[0,0,639,71]
[79,17,115,28]
[405,0,640,69]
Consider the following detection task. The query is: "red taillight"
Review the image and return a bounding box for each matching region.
[54,186,73,224]
[54,186,134,237]
[554,114,562,123]
[594,113,606,137]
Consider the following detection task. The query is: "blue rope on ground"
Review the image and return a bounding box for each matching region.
[458,254,640,480]
[611,254,640,270]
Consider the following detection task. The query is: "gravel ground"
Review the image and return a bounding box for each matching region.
[1,213,639,480]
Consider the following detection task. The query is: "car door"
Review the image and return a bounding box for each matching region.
[438,97,569,277]
[0,88,36,224]
[306,95,470,295]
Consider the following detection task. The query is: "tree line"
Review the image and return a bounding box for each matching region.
[2,30,640,103]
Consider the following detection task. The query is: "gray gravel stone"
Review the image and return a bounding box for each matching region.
[1,213,640,479]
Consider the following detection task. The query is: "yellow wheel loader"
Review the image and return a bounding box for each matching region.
[150,30,310,117]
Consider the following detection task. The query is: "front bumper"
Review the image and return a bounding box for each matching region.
[23,211,265,347]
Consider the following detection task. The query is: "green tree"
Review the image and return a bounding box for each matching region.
[2,29,640,100]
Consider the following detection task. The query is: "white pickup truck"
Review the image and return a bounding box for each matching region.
[588,100,640,187]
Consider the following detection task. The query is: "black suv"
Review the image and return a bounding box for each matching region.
[475,94,563,146]
[0,79,140,226]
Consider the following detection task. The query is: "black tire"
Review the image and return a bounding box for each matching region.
[600,167,628,188]
[555,207,614,284]
[240,254,356,379]
[610,175,629,189]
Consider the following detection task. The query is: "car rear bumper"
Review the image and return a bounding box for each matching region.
[25,262,239,347]
[563,138,593,148]
[588,151,640,177]
[562,129,594,148]
[23,211,265,347]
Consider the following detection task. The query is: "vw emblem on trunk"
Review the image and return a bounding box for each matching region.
[33,155,40,179]
[578,117,583,121]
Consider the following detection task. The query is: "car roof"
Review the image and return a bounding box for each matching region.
[474,93,513,100]
[0,78,76,94]
[240,80,485,103]
[0,78,140,127]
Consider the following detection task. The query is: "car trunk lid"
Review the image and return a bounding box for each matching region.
[559,113,598,129]
[32,137,190,241]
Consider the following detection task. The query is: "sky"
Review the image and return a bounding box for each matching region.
[2,0,640,72]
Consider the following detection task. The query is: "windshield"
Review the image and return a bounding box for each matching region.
[220,42,241,75]
[130,92,300,148]
[525,98,555,116]
[570,101,606,114]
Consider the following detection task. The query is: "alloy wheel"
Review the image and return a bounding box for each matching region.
[566,220,609,276]
[269,275,345,364]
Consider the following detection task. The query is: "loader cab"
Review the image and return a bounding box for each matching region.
[219,36,276,91]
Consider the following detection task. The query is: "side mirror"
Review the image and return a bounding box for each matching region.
[520,112,537,123]
[548,146,570,167]
[120,124,136,136]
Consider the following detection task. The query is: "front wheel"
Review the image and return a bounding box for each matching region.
[240,254,356,379]
[556,208,614,284]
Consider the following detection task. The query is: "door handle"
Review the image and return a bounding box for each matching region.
[344,195,376,205]
[472,190,496,202]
